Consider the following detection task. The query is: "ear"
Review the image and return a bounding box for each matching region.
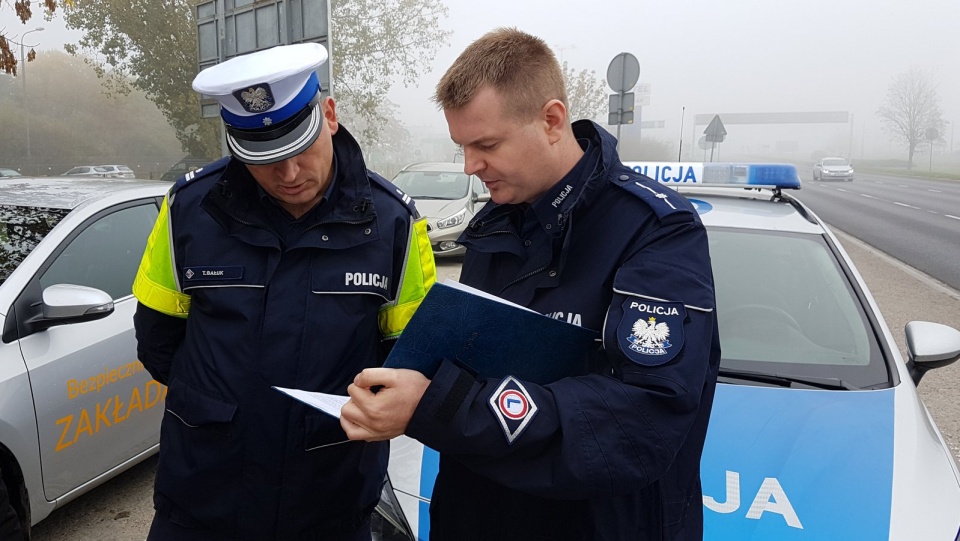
[541,99,568,144]
[322,96,339,136]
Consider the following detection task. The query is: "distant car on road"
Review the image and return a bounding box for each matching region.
[813,157,854,181]
[0,176,168,538]
[62,166,110,178]
[97,165,136,179]
[390,162,490,258]
[0,168,22,178]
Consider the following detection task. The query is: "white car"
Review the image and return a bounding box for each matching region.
[373,162,960,541]
[0,176,168,538]
[390,162,490,258]
[97,165,136,179]
[813,157,855,181]
[61,166,111,178]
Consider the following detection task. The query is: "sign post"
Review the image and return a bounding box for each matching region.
[926,127,939,172]
[703,115,727,162]
[606,52,640,153]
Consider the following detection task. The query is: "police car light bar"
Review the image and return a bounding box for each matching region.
[622,162,801,190]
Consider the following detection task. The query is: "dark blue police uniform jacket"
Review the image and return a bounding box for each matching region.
[134,126,420,540]
[406,120,721,540]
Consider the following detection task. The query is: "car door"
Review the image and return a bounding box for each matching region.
[16,199,164,501]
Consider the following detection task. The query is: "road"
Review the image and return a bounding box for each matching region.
[31,248,960,539]
[793,168,960,291]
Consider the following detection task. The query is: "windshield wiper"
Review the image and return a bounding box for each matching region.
[718,367,858,390]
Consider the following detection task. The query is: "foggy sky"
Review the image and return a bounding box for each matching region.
[6,0,959,159]
[389,0,960,158]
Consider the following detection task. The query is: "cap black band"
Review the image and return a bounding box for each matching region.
[225,94,321,142]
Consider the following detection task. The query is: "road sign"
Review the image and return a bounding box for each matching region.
[704,115,727,143]
[606,52,640,92]
[608,111,634,125]
[609,93,635,113]
[926,128,939,140]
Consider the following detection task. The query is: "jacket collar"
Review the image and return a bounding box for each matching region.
[463,120,615,241]
[203,125,376,236]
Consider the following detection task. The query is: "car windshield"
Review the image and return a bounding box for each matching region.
[0,205,69,285]
[392,171,470,200]
[709,228,888,389]
[822,159,849,167]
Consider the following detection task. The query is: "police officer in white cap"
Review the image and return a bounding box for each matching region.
[133,43,435,541]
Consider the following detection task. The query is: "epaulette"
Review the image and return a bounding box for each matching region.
[612,168,695,222]
[367,171,419,218]
[169,157,231,195]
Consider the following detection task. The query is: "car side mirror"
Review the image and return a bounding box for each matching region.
[39,284,115,327]
[905,321,960,385]
[474,193,491,203]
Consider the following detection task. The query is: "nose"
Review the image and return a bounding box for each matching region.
[274,158,299,182]
[462,148,484,177]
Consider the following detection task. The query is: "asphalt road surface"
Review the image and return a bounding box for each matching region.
[794,170,960,291]
[31,247,960,540]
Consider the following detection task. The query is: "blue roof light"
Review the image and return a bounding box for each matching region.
[623,162,802,190]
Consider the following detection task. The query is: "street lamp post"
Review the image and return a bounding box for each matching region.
[20,27,44,176]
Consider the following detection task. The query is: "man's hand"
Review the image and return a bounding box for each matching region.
[340,368,430,442]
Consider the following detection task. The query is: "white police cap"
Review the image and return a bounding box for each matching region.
[192,43,328,165]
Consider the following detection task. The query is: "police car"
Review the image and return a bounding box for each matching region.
[0,176,168,537]
[372,163,960,540]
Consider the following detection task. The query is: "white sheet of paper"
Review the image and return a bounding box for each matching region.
[273,386,348,419]
[442,278,539,313]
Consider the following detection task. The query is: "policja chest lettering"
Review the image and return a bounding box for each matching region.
[345,272,389,290]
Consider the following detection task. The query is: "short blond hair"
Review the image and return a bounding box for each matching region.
[433,27,567,121]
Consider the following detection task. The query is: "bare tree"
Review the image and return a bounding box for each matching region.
[562,61,606,123]
[877,67,945,169]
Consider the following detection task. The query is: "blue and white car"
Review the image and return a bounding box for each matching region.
[372,162,960,541]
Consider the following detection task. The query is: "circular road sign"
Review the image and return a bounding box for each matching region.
[926,127,939,140]
[606,52,640,93]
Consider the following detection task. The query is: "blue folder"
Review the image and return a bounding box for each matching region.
[383,281,599,384]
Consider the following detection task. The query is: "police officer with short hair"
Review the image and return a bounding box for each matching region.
[340,28,721,540]
[133,43,435,541]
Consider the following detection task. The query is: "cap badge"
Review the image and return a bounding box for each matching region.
[234,83,275,114]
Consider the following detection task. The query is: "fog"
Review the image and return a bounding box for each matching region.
[5,0,959,164]
[387,0,960,163]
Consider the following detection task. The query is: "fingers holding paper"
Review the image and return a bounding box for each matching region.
[340,368,430,442]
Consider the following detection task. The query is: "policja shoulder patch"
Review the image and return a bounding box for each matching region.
[617,298,686,366]
[488,376,538,445]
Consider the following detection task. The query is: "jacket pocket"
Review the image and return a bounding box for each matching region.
[164,378,237,433]
[156,379,242,529]
[304,412,351,451]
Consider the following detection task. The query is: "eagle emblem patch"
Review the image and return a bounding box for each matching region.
[234,83,275,113]
[617,298,686,366]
